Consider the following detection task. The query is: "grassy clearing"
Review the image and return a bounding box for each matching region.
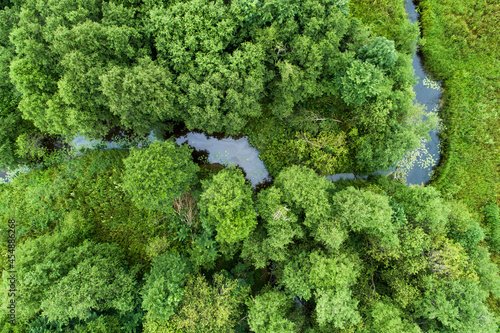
[417,0,499,211]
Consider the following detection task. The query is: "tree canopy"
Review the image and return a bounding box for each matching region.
[122,140,199,212]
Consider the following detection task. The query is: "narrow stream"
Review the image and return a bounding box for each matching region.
[329,1,442,185]
[403,0,441,186]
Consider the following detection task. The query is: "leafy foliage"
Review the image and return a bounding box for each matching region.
[247,290,298,333]
[141,253,192,324]
[0,229,137,325]
[164,273,250,332]
[122,140,199,212]
[199,168,257,243]
[484,203,500,253]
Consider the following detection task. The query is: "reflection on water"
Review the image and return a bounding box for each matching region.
[175,132,271,187]
[401,0,442,186]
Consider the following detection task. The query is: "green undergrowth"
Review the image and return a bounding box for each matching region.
[350,0,419,55]
[417,0,499,212]
[0,149,195,270]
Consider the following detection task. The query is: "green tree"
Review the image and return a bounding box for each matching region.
[340,60,390,107]
[0,230,136,325]
[122,140,199,212]
[247,290,298,333]
[150,0,266,134]
[414,276,498,333]
[365,299,421,333]
[358,37,398,72]
[9,0,148,137]
[40,241,137,324]
[199,168,257,243]
[100,57,179,136]
[0,5,36,169]
[141,253,192,324]
[331,186,399,252]
[165,273,250,332]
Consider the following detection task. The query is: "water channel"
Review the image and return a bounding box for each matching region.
[1,1,440,187]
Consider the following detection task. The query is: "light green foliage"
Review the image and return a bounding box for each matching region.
[291,130,349,175]
[9,0,148,137]
[0,148,179,269]
[0,231,136,325]
[164,273,250,332]
[242,187,303,267]
[274,165,332,226]
[446,201,485,251]
[366,299,421,333]
[199,168,257,243]
[122,140,199,212]
[332,187,399,249]
[309,251,361,329]
[141,253,192,324]
[40,241,137,324]
[340,60,389,107]
[470,246,500,298]
[247,290,298,333]
[0,228,82,322]
[426,237,476,280]
[391,185,450,235]
[308,251,360,290]
[280,250,313,301]
[349,0,419,54]
[415,276,498,333]
[0,5,36,169]
[315,288,361,329]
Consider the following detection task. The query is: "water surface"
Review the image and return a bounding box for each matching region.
[175,132,271,187]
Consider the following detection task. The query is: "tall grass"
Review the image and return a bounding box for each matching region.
[418,0,500,212]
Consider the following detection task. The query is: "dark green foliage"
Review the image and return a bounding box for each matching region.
[40,241,138,324]
[358,37,398,72]
[5,0,431,177]
[122,140,199,212]
[100,57,179,136]
[340,60,389,107]
[150,0,266,134]
[484,203,500,253]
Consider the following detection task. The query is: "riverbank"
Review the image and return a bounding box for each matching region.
[417,0,499,212]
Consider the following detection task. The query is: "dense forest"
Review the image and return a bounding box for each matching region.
[0,0,499,332]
